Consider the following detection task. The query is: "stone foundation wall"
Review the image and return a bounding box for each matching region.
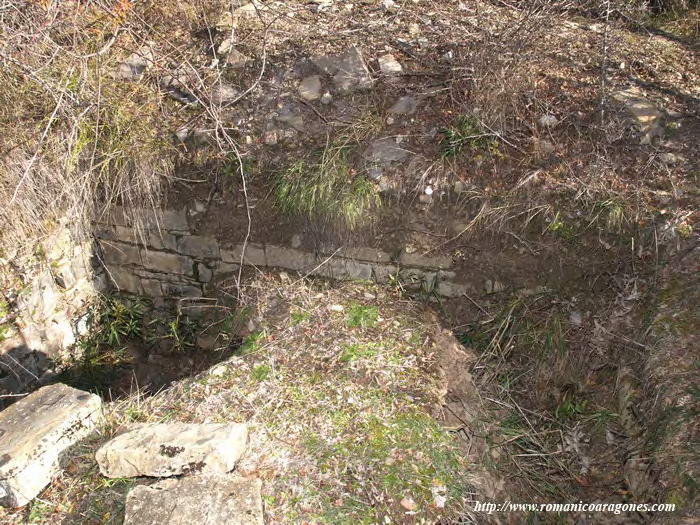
[0,223,102,405]
[95,206,473,301]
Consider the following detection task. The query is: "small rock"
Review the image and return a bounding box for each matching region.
[96,423,248,478]
[408,23,420,36]
[569,311,583,327]
[453,181,466,194]
[388,96,417,115]
[400,496,417,511]
[310,0,333,10]
[263,128,278,145]
[364,138,410,163]
[659,152,684,165]
[424,186,433,195]
[537,139,556,154]
[313,46,373,92]
[209,363,228,377]
[227,48,252,68]
[124,475,263,525]
[378,53,403,74]
[612,87,665,145]
[276,104,304,131]
[382,0,398,12]
[484,280,505,294]
[115,46,155,81]
[211,83,239,105]
[367,166,383,180]
[539,114,559,127]
[329,304,344,312]
[320,92,333,104]
[298,75,322,101]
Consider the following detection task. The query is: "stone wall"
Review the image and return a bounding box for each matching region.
[95,206,473,301]
[0,223,102,405]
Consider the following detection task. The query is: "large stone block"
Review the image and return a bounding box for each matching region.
[372,264,399,283]
[151,208,189,232]
[265,246,316,271]
[140,250,194,276]
[177,235,220,259]
[96,422,248,478]
[322,246,392,263]
[99,241,141,266]
[313,259,373,281]
[106,266,143,295]
[221,243,266,266]
[124,475,263,525]
[0,384,102,507]
[399,251,452,270]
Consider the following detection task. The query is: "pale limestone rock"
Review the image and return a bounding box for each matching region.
[0,384,102,508]
[298,75,322,101]
[124,475,263,525]
[378,53,403,74]
[613,87,665,145]
[95,422,248,478]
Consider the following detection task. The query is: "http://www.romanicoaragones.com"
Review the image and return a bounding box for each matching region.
[473,501,676,515]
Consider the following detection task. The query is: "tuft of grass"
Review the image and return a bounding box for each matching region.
[274,146,381,230]
[439,115,500,158]
[346,304,379,328]
[238,330,265,355]
[290,310,311,325]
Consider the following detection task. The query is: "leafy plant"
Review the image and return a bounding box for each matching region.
[439,115,500,158]
[162,313,198,352]
[555,397,588,422]
[252,364,271,381]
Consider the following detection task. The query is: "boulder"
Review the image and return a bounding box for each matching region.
[0,384,102,507]
[124,475,263,525]
[95,422,248,478]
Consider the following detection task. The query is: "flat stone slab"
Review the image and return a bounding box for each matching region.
[96,422,248,478]
[0,383,102,507]
[124,475,263,525]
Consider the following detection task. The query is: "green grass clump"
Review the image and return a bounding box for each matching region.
[238,331,265,355]
[274,145,381,230]
[346,304,379,328]
[439,115,500,158]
